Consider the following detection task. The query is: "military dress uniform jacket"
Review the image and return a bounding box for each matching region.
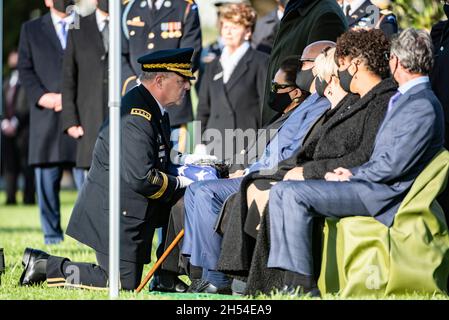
[346,0,398,38]
[121,0,202,126]
[251,9,281,54]
[66,85,180,264]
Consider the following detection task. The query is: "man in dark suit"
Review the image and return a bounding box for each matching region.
[18,0,78,245]
[261,0,347,125]
[62,0,110,175]
[18,48,196,291]
[1,50,35,205]
[251,0,288,54]
[430,0,449,224]
[267,29,444,296]
[122,0,202,152]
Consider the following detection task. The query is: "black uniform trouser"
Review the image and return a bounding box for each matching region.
[46,251,144,291]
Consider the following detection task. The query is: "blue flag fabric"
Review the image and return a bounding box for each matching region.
[169,164,219,182]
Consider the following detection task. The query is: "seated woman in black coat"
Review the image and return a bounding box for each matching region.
[216,29,397,296]
[196,3,269,166]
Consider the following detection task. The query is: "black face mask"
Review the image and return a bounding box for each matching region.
[315,77,329,97]
[296,68,316,92]
[53,0,74,13]
[98,0,109,13]
[444,4,449,18]
[338,65,356,93]
[268,89,295,113]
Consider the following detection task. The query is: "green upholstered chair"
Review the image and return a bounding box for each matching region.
[318,149,449,297]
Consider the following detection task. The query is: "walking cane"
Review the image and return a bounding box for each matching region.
[135,229,185,293]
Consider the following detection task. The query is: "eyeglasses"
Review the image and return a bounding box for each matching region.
[271,81,295,92]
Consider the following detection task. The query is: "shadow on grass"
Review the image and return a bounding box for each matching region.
[0,227,42,234]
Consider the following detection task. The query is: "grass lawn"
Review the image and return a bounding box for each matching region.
[0,190,448,300]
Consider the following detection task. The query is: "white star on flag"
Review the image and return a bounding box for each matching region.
[178,165,188,176]
[195,170,208,181]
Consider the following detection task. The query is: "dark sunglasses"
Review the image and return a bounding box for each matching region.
[271,81,296,92]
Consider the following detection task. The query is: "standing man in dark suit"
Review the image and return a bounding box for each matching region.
[267,29,444,296]
[122,0,202,153]
[1,50,35,205]
[430,0,449,224]
[62,0,110,177]
[19,48,196,291]
[251,0,288,54]
[261,0,347,125]
[18,0,78,245]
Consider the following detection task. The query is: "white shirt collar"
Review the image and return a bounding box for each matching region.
[50,10,74,28]
[277,9,284,21]
[9,70,19,87]
[343,0,367,16]
[95,9,109,32]
[220,41,250,84]
[398,76,430,95]
[147,0,164,10]
[153,95,166,115]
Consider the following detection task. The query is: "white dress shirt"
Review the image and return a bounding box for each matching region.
[147,0,165,10]
[50,11,74,49]
[96,9,109,32]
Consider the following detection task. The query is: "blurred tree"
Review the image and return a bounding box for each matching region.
[392,0,445,31]
[3,1,47,75]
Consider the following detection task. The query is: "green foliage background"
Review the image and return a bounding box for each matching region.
[392,0,446,31]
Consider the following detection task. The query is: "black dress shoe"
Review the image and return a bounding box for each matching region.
[187,279,232,295]
[19,248,49,286]
[149,275,188,293]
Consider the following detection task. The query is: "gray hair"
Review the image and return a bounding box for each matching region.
[390,28,434,75]
[139,71,172,83]
[315,47,338,82]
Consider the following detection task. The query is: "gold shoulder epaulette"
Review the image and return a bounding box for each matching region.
[131,108,152,121]
[123,0,131,5]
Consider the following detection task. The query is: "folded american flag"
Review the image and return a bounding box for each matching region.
[169,164,219,182]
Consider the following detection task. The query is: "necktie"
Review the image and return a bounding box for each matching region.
[59,20,68,49]
[387,91,402,113]
[101,19,109,53]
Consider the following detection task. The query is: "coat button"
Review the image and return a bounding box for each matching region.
[130,30,136,36]
[148,43,155,50]
[441,46,445,52]
[148,32,155,39]
[122,211,127,216]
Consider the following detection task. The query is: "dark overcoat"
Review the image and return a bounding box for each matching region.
[18,13,77,166]
[62,13,109,168]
